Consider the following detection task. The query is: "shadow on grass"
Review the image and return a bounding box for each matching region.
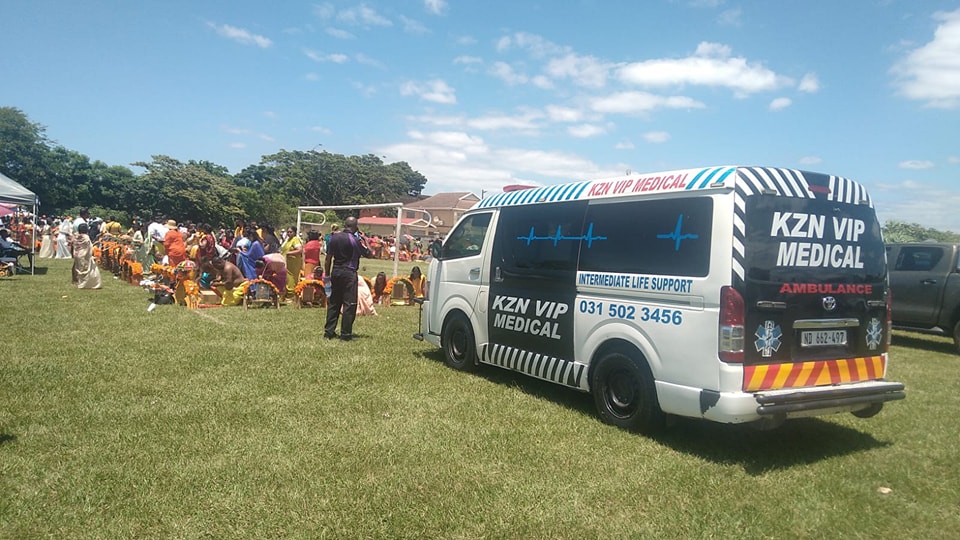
[653,417,889,475]
[891,332,956,356]
[415,349,890,475]
[0,433,17,446]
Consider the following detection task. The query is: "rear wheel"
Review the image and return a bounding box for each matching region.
[953,320,960,355]
[592,348,664,433]
[441,313,477,372]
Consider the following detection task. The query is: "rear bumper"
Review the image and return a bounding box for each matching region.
[700,380,905,423]
[754,380,905,416]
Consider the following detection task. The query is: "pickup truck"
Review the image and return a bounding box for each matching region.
[886,242,960,353]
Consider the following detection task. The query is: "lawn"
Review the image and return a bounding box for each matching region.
[2,258,959,539]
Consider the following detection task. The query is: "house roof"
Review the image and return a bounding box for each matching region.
[406,192,479,210]
[359,216,433,228]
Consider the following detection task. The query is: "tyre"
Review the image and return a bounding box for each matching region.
[953,320,960,355]
[591,348,665,433]
[441,313,478,372]
[851,402,883,418]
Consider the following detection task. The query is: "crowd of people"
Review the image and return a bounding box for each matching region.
[2,209,434,339]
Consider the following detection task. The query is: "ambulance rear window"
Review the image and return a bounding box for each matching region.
[743,195,886,282]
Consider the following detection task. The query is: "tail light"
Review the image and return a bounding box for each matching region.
[719,286,745,362]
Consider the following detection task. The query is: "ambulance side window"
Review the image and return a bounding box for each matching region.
[496,202,586,277]
[442,213,492,260]
[579,197,713,277]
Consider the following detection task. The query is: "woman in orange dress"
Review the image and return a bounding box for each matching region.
[163,220,187,266]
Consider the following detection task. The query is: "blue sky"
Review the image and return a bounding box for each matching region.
[2,1,959,230]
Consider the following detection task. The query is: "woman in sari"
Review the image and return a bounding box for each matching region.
[162,220,187,266]
[72,223,101,289]
[236,228,264,280]
[38,219,55,258]
[280,226,303,298]
[55,216,72,259]
[258,251,287,295]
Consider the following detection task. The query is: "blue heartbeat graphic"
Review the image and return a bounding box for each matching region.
[657,215,698,251]
[517,222,607,248]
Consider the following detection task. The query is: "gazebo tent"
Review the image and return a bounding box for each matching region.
[0,171,39,274]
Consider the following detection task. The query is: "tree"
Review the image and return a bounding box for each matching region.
[130,155,244,226]
[883,220,960,243]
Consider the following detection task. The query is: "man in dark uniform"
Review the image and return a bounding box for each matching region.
[323,216,370,341]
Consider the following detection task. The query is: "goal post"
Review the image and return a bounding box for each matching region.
[297,202,405,277]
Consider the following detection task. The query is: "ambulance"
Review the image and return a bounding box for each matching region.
[413,166,905,432]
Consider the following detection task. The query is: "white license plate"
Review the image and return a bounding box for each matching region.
[801,330,847,347]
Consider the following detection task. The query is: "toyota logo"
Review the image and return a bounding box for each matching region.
[822,296,837,311]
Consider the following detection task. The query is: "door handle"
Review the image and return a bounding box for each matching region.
[920,279,937,285]
[469,267,481,280]
[494,267,503,282]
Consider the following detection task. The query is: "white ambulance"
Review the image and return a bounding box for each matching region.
[414,166,905,432]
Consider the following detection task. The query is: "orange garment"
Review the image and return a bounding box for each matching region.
[164,230,188,265]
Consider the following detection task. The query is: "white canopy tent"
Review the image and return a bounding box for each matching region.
[0,171,39,274]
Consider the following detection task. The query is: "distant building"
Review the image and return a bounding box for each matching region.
[357,192,480,238]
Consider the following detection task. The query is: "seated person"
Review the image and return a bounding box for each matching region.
[207,258,246,306]
[0,229,33,270]
[257,252,287,295]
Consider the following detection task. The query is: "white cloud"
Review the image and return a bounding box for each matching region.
[208,23,272,48]
[545,105,582,123]
[467,112,541,131]
[643,131,670,143]
[259,134,275,142]
[304,49,348,63]
[544,53,612,88]
[310,126,333,135]
[892,8,960,108]
[568,124,606,138]
[495,32,568,58]
[948,156,960,164]
[798,72,820,93]
[718,8,742,27]
[379,132,626,194]
[489,62,528,85]
[531,75,554,89]
[618,41,791,95]
[456,35,477,45]
[591,91,706,114]
[338,5,392,27]
[453,55,482,65]
[615,140,635,150]
[899,160,935,169]
[798,156,823,166]
[263,111,277,119]
[400,16,429,34]
[400,79,457,104]
[769,97,792,111]
[229,142,247,149]
[305,72,320,81]
[424,0,447,15]
[325,27,354,39]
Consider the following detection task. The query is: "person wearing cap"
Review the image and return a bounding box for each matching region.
[163,219,187,266]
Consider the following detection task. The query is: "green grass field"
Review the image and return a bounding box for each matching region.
[2,258,959,538]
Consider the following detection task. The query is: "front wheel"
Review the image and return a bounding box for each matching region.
[591,349,664,433]
[441,313,478,372]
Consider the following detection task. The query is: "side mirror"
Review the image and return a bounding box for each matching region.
[430,241,442,260]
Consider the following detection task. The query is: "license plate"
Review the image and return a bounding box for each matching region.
[800,330,847,347]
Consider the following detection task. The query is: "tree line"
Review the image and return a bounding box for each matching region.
[0,107,427,228]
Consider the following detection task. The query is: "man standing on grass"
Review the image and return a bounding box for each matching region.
[323,216,370,341]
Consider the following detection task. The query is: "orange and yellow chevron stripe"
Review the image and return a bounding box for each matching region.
[743,356,885,392]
